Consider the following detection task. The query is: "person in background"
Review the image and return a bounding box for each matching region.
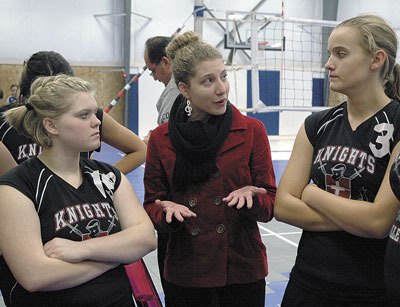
[143,31,276,307]
[0,89,4,104]
[143,36,180,144]
[6,84,18,104]
[0,75,156,307]
[274,14,400,306]
[0,51,146,174]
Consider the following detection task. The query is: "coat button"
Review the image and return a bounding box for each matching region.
[191,227,200,237]
[212,170,220,178]
[216,224,225,234]
[214,196,222,206]
[188,198,197,208]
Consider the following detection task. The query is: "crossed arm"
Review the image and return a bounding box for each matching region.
[301,142,400,238]
[0,175,156,292]
[275,123,400,238]
[274,124,342,231]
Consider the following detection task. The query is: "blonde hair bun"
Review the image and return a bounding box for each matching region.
[166,32,201,60]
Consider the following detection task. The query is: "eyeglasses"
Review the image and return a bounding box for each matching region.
[149,61,161,77]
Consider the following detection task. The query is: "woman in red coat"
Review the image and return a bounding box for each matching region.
[143,31,276,307]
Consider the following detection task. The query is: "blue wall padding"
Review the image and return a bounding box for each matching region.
[194,6,204,17]
[312,78,325,106]
[247,70,280,135]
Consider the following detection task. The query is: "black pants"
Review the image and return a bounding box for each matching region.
[156,232,169,293]
[164,279,265,307]
[281,278,386,307]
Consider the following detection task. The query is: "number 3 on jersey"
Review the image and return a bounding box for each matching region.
[369,123,394,158]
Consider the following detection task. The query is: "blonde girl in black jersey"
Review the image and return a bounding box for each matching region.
[0,75,156,307]
[275,14,400,306]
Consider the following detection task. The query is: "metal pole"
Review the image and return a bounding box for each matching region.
[322,0,338,106]
[123,0,131,127]
[194,0,205,36]
[250,14,260,109]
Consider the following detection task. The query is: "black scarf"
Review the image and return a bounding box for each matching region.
[168,94,232,192]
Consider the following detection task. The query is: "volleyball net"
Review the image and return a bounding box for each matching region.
[203,11,342,113]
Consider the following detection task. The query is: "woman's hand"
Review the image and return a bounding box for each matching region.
[223,186,267,209]
[44,238,86,263]
[155,199,197,223]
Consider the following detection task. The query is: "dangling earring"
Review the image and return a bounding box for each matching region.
[185,100,192,117]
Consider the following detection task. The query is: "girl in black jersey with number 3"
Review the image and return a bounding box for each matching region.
[0,75,156,307]
[275,15,400,306]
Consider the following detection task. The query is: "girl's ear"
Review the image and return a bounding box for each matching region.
[178,82,190,99]
[370,49,388,71]
[42,118,59,136]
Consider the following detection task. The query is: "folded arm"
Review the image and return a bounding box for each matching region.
[301,142,400,238]
[44,175,157,264]
[274,124,342,231]
[0,186,117,292]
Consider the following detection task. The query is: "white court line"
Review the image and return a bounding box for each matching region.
[261,231,301,236]
[271,151,291,160]
[258,224,299,248]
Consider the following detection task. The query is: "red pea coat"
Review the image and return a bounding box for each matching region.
[143,105,276,288]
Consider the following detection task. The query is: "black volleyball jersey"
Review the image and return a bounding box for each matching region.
[0,157,133,307]
[0,104,103,164]
[292,100,400,301]
[386,155,400,303]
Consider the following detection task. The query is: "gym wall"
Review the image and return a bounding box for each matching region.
[0,64,126,125]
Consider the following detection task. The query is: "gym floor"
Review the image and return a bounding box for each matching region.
[0,136,299,307]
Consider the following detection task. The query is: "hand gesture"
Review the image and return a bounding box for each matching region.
[155,199,197,223]
[223,186,267,209]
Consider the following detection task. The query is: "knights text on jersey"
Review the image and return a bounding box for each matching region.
[0,104,41,164]
[0,157,133,307]
[292,100,400,302]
